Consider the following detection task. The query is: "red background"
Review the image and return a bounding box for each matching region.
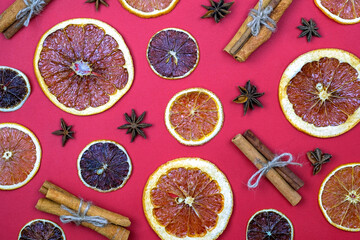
[1,0,360,239]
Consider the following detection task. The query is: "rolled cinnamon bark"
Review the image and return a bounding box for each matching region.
[0,0,26,32]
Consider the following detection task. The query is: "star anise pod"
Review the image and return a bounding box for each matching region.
[85,0,109,11]
[297,18,321,42]
[307,148,332,175]
[201,0,234,23]
[118,109,152,142]
[52,118,74,147]
[233,80,264,115]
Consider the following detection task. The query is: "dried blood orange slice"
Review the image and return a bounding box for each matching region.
[34,18,134,116]
[147,28,199,79]
[319,163,360,231]
[143,158,233,240]
[119,0,179,18]
[314,0,360,24]
[77,140,132,192]
[165,88,223,145]
[18,219,66,240]
[0,66,30,112]
[246,209,293,240]
[0,123,41,190]
[279,49,360,138]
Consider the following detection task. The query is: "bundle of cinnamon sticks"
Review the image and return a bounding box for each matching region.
[36,181,131,240]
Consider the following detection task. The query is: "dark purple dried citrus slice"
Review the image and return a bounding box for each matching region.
[77,140,132,192]
[34,18,134,115]
[18,219,65,240]
[147,28,199,79]
[246,209,293,240]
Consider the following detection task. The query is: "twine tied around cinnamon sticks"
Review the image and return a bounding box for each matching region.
[247,0,276,36]
[16,0,45,27]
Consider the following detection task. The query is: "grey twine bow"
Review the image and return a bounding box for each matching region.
[16,0,46,27]
[60,199,108,227]
[248,153,302,188]
[247,0,277,36]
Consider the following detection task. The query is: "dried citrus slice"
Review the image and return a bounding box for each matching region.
[34,18,134,116]
[143,158,233,240]
[119,0,179,18]
[165,88,223,145]
[246,209,294,240]
[319,163,360,231]
[279,48,360,138]
[314,0,360,24]
[18,219,66,240]
[147,28,199,79]
[0,123,41,190]
[0,66,30,112]
[77,140,132,192]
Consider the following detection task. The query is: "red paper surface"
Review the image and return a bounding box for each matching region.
[1,0,360,239]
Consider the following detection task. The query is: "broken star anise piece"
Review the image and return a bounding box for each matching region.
[201,0,234,23]
[233,80,264,115]
[118,109,152,142]
[297,18,321,42]
[307,148,332,175]
[85,0,109,11]
[52,118,74,147]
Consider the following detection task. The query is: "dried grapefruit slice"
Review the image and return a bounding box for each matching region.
[77,140,132,192]
[119,0,179,18]
[246,209,293,240]
[0,66,30,112]
[143,158,233,240]
[0,123,41,190]
[147,28,199,79]
[315,0,360,24]
[279,49,360,138]
[18,219,66,240]
[34,18,134,116]
[319,163,360,231]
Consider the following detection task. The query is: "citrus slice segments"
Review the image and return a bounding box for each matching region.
[34,18,134,116]
[319,163,360,231]
[279,48,360,138]
[147,28,199,79]
[77,140,132,192]
[314,0,360,24]
[119,0,180,18]
[0,123,41,190]
[143,158,233,240]
[165,88,223,145]
[18,219,66,240]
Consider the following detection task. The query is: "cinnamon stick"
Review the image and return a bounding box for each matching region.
[232,134,301,206]
[243,130,304,190]
[0,0,26,32]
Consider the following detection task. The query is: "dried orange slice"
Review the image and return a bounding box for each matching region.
[119,0,180,18]
[77,140,132,192]
[0,123,41,190]
[143,158,233,240]
[165,88,223,145]
[279,49,360,138]
[319,163,360,231]
[18,219,66,239]
[34,18,134,116]
[314,0,360,24]
[147,28,199,79]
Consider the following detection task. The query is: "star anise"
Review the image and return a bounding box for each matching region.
[85,0,109,11]
[201,0,234,23]
[307,148,332,175]
[233,80,264,115]
[52,118,74,147]
[297,18,321,42]
[118,109,152,142]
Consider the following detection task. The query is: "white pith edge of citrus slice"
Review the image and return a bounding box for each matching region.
[314,0,360,24]
[0,66,31,112]
[147,28,199,80]
[246,209,294,240]
[18,219,66,240]
[0,123,41,190]
[279,48,360,138]
[119,0,180,18]
[143,158,233,240]
[77,140,132,192]
[165,88,224,145]
[318,163,360,232]
[34,18,134,116]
